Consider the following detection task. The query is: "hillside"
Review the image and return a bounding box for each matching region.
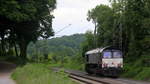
[27,34,85,62]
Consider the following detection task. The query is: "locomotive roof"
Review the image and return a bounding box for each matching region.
[85,48,105,55]
[85,46,120,55]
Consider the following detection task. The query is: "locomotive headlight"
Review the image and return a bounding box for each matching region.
[117,63,123,67]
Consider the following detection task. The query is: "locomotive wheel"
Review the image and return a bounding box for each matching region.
[85,64,95,74]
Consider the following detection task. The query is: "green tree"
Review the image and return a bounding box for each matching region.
[86,0,150,62]
[0,0,56,61]
[87,5,115,47]
[81,31,95,56]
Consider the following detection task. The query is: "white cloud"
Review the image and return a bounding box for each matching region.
[52,0,109,36]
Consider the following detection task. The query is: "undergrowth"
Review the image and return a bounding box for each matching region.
[122,53,150,81]
[11,63,78,84]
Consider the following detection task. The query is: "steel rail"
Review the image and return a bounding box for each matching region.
[69,75,96,84]
[52,68,110,84]
[65,71,110,84]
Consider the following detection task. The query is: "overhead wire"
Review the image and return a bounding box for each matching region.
[55,24,72,35]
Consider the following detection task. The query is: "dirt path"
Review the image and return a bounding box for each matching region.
[0,61,16,84]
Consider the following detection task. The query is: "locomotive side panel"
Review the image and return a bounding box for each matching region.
[87,53,100,64]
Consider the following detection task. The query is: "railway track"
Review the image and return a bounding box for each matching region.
[52,68,150,84]
[69,74,103,84]
[69,73,109,84]
[52,68,110,84]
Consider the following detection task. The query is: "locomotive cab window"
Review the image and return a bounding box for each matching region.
[103,50,122,59]
[103,51,112,59]
[113,51,122,58]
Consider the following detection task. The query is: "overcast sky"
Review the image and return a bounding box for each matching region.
[52,0,109,37]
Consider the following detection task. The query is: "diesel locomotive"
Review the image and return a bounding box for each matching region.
[85,46,123,77]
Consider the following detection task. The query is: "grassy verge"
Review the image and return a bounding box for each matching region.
[11,63,78,84]
[122,65,150,81]
[52,55,85,71]
[121,54,150,81]
[48,61,85,71]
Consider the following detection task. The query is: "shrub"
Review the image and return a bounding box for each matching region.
[11,63,77,84]
[134,67,150,81]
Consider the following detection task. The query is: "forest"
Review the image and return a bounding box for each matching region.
[83,0,150,80]
[27,34,85,70]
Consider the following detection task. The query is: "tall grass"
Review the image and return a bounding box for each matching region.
[11,63,78,84]
[134,67,150,81]
[122,55,150,81]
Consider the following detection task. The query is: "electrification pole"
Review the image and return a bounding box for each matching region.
[94,21,97,48]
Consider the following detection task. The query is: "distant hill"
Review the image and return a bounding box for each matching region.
[47,34,85,52]
[27,34,85,58]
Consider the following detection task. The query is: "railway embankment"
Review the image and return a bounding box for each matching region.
[52,67,150,84]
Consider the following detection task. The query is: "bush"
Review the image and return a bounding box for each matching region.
[63,56,85,71]
[11,63,77,84]
[122,66,142,78]
[135,67,150,81]
[122,57,150,81]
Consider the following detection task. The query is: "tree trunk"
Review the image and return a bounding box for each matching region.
[0,40,2,56]
[19,40,28,61]
[1,35,6,56]
[14,42,19,57]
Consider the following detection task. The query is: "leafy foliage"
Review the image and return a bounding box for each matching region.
[0,0,56,61]
[85,0,150,80]
[27,34,85,66]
